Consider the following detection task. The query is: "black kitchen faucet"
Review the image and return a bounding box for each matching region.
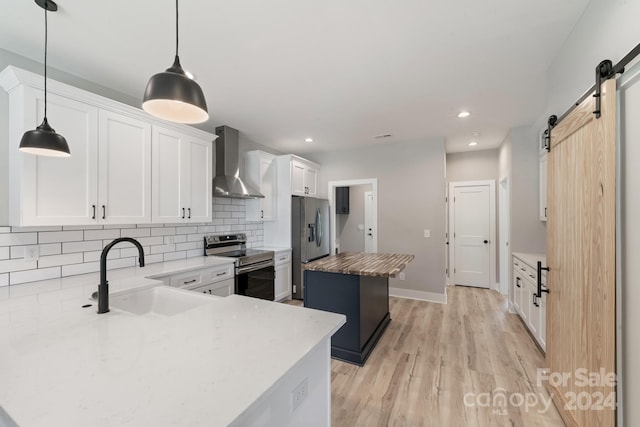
[98,237,145,314]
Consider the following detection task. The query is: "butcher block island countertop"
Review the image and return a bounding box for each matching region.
[303,252,415,277]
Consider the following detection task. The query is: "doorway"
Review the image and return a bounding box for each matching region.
[448,180,496,289]
[328,179,378,255]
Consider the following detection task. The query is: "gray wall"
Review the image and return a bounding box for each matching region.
[446,149,499,182]
[499,127,546,257]
[336,184,371,253]
[309,138,447,296]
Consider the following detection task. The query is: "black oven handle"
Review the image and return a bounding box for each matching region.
[237,260,275,275]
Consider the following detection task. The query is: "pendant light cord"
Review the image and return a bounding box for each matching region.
[175,0,179,57]
[44,3,48,119]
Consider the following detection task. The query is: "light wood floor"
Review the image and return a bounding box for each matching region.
[289,286,564,426]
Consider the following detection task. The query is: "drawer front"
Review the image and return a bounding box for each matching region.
[170,272,202,288]
[188,278,234,297]
[274,251,291,266]
[206,264,234,283]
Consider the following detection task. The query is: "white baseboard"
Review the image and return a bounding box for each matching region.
[389,287,447,304]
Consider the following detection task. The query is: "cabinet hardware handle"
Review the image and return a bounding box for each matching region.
[92,205,96,220]
[182,208,185,219]
[216,272,226,276]
[102,205,106,219]
[533,293,539,307]
[279,257,286,261]
[544,207,547,218]
[536,261,550,298]
[261,210,264,219]
[188,208,191,219]
[516,277,521,288]
[183,279,197,284]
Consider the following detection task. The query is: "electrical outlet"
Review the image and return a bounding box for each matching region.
[424,229,430,238]
[291,377,308,412]
[398,272,405,280]
[24,245,39,262]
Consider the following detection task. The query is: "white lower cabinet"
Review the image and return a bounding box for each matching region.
[159,263,235,297]
[273,249,292,301]
[511,253,546,351]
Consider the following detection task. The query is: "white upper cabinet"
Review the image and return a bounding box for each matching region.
[8,86,99,226]
[152,126,212,223]
[290,156,320,197]
[98,110,151,224]
[245,150,276,221]
[0,66,214,227]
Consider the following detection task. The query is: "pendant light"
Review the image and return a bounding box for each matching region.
[19,0,70,157]
[142,0,208,124]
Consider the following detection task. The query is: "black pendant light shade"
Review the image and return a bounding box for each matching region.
[20,0,70,157]
[142,0,208,124]
[20,118,70,157]
[142,55,208,124]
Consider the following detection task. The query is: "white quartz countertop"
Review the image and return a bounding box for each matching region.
[0,291,345,426]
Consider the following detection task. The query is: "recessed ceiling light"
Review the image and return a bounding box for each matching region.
[305,137,314,143]
[468,141,478,146]
[457,111,471,118]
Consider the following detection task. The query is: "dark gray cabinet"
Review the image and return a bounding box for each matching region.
[336,186,349,214]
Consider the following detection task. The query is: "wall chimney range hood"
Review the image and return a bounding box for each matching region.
[213,125,264,199]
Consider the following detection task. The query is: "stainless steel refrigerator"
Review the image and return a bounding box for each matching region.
[291,196,330,299]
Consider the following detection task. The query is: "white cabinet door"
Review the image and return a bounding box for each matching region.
[18,87,99,225]
[152,126,212,223]
[98,110,151,224]
[291,159,306,196]
[512,268,522,313]
[185,137,212,223]
[527,279,539,337]
[245,151,277,221]
[152,126,185,223]
[305,166,319,197]
[275,261,292,301]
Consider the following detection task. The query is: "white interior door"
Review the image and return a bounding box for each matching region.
[452,183,493,288]
[364,191,375,253]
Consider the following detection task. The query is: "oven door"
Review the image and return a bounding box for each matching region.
[235,261,275,301]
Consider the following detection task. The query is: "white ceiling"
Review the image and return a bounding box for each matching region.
[0,0,590,154]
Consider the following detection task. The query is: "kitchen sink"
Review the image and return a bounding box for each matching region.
[110,285,217,317]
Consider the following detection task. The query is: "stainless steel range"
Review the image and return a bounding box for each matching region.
[204,233,275,301]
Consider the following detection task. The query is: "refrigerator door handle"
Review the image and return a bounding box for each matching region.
[316,208,322,247]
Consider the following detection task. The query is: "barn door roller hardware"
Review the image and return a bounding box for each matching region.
[545,115,557,152]
[593,60,615,118]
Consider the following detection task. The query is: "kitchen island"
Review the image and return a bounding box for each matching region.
[303,252,414,365]
[0,281,345,426]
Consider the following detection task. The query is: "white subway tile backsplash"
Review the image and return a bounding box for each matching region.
[0,233,38,247]
[39,231,84,244]
[11,226,63,233]
[0,259,38,274]
[144,254,165,264]
[84,229,120,241]
[163,251,186,262]
[63,240,103,254]
[151,227,176,236]
[62,262,100,277]
[150,244,176,254]
[84,249,120,263]
[136,236,164,246]
[120,228,151,238]
[0,199,262,289]
[38,253,84,268]
[10,267,61,285]
[11,243,62,259]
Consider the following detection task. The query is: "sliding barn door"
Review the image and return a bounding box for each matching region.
[546,79,616,426]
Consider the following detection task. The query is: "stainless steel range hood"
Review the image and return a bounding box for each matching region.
[213,125,264,199]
